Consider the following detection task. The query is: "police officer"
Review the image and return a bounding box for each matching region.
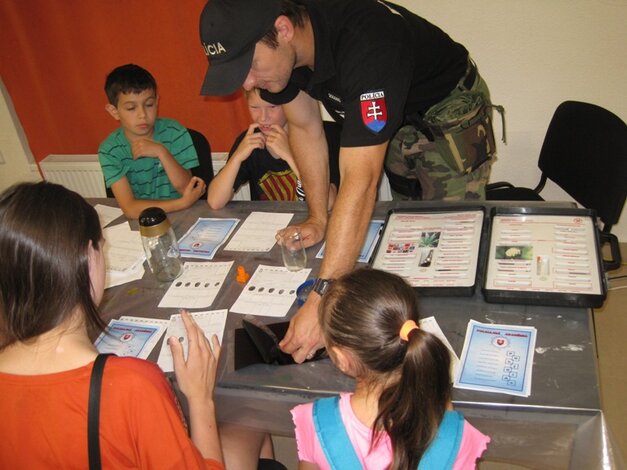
[199,0,492,363]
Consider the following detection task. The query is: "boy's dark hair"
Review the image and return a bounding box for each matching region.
[104,63,157,106]
[0,182,106,350]
[260,0,307,48]
[320,268,451,470]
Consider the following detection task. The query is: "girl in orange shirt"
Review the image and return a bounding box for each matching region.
[0,182,284,469]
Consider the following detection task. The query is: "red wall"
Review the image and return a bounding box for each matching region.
[0,1,250,163]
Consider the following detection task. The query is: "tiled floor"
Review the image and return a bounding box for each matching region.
[271,244,627,469]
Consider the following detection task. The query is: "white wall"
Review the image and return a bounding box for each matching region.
[0,79,41,189]
[1,1,625,238]
[394,0,627,239]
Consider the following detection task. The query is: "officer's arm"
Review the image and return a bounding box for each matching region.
[282,91,329,245]
[279,142,387,364]
[319,142,386,279]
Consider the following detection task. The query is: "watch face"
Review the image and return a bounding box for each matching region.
[314,278,333,296]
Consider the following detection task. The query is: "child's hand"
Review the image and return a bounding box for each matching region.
[169,310,221,404]
[182,176,206,202]
[231,124,266,162]
[265,124,292,162]
[131,138,165,160]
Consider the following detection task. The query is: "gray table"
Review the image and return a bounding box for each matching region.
[97,199,624,469]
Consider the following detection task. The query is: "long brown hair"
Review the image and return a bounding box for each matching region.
[0,182,105,349]
[319,268,451,470]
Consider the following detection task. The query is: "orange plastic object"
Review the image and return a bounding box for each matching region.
[236,265,250,284]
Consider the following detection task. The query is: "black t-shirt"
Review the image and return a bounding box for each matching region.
[229,121,341,200]
[261,0,468,148]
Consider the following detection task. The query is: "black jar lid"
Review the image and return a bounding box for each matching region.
[138,207,171,237]
[139,207,166,227]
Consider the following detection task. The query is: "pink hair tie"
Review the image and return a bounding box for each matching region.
[399,320,419,342]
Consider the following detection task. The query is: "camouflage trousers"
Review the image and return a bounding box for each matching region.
[385,62,494,201]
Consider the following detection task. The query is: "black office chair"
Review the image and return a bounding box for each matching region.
[188,127,214,197]
[486,101,627,269]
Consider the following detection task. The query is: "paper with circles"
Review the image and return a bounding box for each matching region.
[158,261,233,309]
[230,264,311,317]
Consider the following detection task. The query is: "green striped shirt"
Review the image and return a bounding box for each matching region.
[99,118,199,200]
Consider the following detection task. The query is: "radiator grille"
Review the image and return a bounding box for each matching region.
[39,154,106,198]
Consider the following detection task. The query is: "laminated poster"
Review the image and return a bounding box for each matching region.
[372,210,483,288]
[455,320,536,397]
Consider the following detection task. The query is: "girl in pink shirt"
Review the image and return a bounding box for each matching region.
[291,268,490,470]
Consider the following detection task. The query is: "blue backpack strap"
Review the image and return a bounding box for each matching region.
[418,411,465,470]
[312,396,363,470]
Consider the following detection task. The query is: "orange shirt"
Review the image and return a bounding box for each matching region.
[0,356,224,469]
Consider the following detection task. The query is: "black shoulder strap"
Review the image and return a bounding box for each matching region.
[88,354,111,470]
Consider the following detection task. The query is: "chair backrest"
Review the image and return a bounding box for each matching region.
[187,128,214,192]
[538,101,627,231]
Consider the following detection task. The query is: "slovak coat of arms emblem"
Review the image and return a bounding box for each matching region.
[360,90,387,133]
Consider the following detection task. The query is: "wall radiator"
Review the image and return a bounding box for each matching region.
[39,154,107,198]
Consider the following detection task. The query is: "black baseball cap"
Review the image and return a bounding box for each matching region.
[199,0,281,96]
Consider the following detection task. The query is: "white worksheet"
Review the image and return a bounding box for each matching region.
[158,261,233,308]
[103,222,145,272]
[157,310,228,373]
[102,222,146,288]
[230,264,311,317]
[419,316,460,380]
[94,204,123,228]
[225,212,294,252]
[105,261,145,289]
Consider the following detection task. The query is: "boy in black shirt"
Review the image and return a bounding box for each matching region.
[207,88,339,209]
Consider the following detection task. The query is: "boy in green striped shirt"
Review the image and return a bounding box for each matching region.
[99,64,205,219]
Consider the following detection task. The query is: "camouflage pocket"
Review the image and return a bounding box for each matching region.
[423,91,501,175]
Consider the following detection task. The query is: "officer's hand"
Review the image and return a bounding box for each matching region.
[279,294,323,363]
[276,217,325,249]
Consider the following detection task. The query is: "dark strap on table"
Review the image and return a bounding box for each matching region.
[88,354,112,470]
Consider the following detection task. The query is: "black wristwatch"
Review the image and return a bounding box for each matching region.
[312,278,334,297]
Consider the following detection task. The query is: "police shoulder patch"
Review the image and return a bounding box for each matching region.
[360,90,387,134]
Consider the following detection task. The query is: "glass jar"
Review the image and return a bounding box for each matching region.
[138,207,183,282]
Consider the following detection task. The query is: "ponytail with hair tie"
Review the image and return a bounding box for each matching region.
[399,320,419,342]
